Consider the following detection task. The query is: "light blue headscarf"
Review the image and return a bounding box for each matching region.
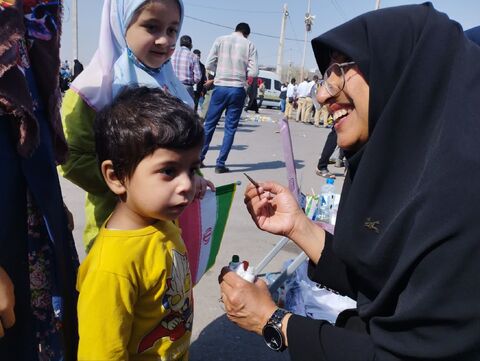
[71,0,193,110]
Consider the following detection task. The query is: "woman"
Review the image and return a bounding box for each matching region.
[219,3,480,360]
[0,1,79,360]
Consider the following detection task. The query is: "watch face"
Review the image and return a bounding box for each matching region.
[263,325,283,351]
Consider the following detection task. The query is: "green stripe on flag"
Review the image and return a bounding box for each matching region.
[206,183,236,270]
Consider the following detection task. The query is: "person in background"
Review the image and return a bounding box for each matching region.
[200,22,258,174]
[59,0,212,251]
[311,74,329,127]
[301,75,317,124]
[171,35,201,100]
[199,72,215,121]
[72,59,84,80]
[0,1,79,359]
[279,82,287,114]
[315,128,343,179]
[219,4,480,360]
[192,49,206,114]
[78,87,201,360]
[244,76,259,113]
[285,77,297,120]
[295,77,309,122]
[257,78,265,109]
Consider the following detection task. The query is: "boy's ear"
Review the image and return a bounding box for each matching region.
[101,160,126,195]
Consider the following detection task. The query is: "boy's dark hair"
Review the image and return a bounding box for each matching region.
[235,22,251,37]
[94,86,204,182]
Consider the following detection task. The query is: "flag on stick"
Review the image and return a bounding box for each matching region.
[279,118,305,208]
[178,183,236,285]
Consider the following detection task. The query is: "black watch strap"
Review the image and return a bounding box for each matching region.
[262,308,290,352]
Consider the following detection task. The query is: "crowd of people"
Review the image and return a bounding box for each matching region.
[1,0,480,360]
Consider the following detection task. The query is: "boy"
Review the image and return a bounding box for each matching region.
[77,86,204,360]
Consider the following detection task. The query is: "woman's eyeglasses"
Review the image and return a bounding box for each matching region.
[320,61,356,97]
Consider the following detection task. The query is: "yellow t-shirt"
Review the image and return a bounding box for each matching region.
[77,220,193,360]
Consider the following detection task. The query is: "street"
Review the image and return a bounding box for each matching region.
[60,107,345,360]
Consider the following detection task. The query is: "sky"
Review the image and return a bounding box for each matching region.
[60,0,480,71]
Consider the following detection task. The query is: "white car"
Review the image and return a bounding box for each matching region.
[257,70,281,109]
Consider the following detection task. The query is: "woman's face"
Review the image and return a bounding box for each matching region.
[125,0,180,68]
[316,54,370,152]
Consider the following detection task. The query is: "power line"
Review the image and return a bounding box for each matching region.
[330,0,348,20]
[184,2,281,14]
[184,15,304,43]
[287,14,302,43]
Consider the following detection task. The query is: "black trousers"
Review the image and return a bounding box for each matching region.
[317,128,344,170]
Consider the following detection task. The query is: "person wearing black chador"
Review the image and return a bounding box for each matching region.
[245,76,259,113]
[219,3,480,360]
[73,59,84,80]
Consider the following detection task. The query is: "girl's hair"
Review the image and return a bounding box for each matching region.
[94,86,204,181]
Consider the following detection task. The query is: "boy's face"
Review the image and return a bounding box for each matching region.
[120,145,201,225]
[126,0,180,68]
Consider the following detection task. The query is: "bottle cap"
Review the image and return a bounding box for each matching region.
[327,178,334,185]
[231,255,240,263]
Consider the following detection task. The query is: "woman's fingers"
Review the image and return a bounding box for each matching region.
[0,267,15,337]
[0,308,15,331]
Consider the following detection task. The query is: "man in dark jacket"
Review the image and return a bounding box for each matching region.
[192,49,207,113]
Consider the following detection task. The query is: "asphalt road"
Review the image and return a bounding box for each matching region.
[60,107,345,360]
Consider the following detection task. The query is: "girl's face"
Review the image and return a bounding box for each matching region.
[125,0,180,68]
[317,54,370,152]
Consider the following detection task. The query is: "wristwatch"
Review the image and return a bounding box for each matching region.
[262,308,290,352]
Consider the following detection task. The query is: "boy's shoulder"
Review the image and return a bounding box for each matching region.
[84,221,185,281]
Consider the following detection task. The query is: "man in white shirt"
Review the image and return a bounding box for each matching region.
[295,77,310,122]
[200,22,258,174]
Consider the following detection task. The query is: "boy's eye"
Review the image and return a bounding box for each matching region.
[159,167,176,177]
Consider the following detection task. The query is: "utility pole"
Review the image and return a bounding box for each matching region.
[276,4,288,80]
[72,0,78,60]
[300,0,314,81]
[375,0,381,10]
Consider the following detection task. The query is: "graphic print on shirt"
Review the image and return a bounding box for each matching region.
[137,250,193,353]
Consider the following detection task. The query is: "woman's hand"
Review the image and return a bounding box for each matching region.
[193,174,215,200]
[244,181,305,238]
[219,268,277,335]
[0,267,15,338]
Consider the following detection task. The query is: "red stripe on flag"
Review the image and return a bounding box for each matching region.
[178,199,202,284]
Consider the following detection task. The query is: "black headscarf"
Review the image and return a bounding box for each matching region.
[465,25,480,45]
[311,3,480,359]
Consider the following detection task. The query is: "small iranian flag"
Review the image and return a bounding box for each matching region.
[177,183,236,285]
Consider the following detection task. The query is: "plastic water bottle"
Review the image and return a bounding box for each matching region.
[228,255,241,270]
[228,256,256,282]
[317,178,335,222]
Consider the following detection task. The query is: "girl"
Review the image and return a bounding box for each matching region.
[60,0,210,250]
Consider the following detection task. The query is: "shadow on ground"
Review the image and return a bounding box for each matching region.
[190,314,289,361]
[201,160,306,173]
